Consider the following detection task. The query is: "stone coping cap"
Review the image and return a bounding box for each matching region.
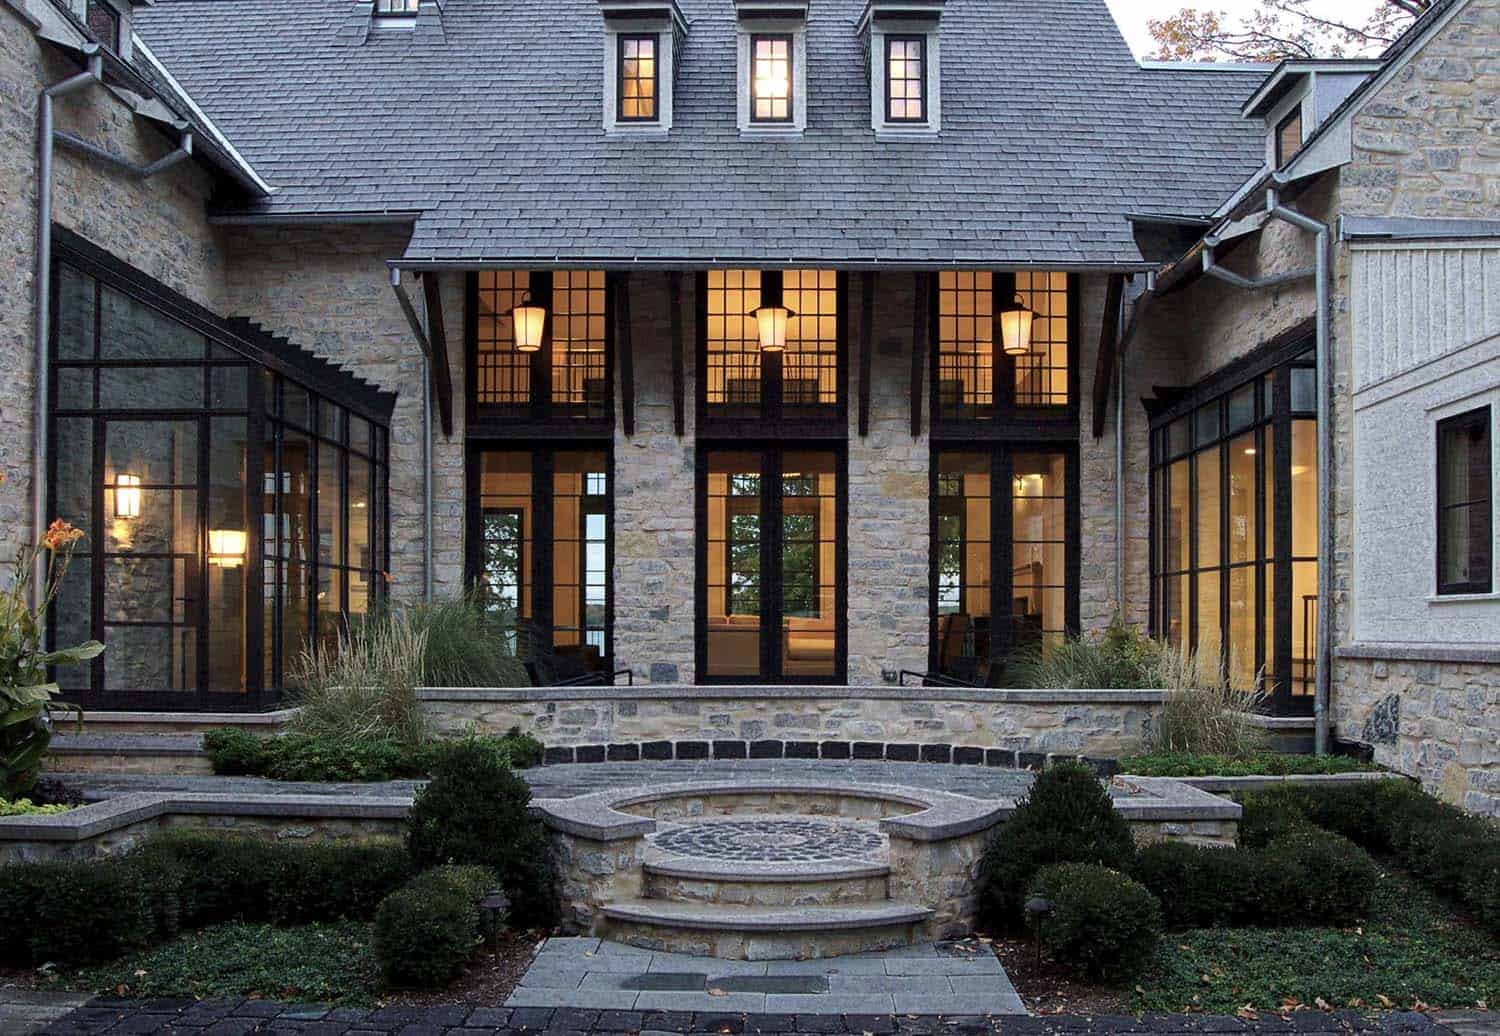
[1165,772,1402,793]
[642,840,892,882]
[1109,776,1243,821]
[1335,643,1500,665]
[418,686,1166,705]
[0,791,411,843]
[79,709,300,725]
[533,780,1009,843]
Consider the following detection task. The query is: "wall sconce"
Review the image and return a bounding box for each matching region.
[506,293,547,354]
[750,302,795,353]
[113,473,142,520]
[208,529,247,568]
[999,295,1036,356]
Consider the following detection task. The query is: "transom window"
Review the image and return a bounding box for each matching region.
[935,271,1073,422]
[1436,407,1492,596]
[374,0,419,15]
[702,269,843,427]
[471,270,611,424]
[751,34,794,123]
[618,35,659,122]
[885,36,926,122]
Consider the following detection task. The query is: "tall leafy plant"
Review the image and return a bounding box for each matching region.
[0,510,102,799]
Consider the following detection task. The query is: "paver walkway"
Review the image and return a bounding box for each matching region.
[507,938,1026,1016]
[59,760,1037,803]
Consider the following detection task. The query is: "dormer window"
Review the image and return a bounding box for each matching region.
[618,35,659,122]
[84,0,120,50]
[734,1,808,135]
[751,35,794,123]
[885,36,926,122]
[859,0,943,137]
[374,0,419,15]
[599,0,685,135]
[1275,108,1303,167]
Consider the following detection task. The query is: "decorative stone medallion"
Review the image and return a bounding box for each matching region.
[650,816,885,864]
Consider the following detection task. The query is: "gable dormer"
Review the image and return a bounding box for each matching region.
[600,0,687,136]
[1242,59,1380,169]
[857,0,943,139]
[734,0,809,136]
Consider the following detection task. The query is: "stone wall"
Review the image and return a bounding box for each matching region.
[421,687,1163,758]
[0,9,228,569]
[1333,651,1500,816]
[1075,273,1123,632]
[221,226,463,600]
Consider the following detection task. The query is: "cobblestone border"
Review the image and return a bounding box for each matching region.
[538,739,1120,774]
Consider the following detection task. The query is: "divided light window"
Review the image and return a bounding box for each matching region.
[1275,108,1303,167]
[751,34,794,123]
[618,35,659,122]
[885,36,926,123]
[471,270,611,424]
[1436,407,1492,596]
[374,0,420,15]
[935,271,1073,423]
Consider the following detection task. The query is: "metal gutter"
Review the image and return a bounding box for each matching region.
[1340,215,1500,242]
[210,211,422,227]
[389,269,435,603]
[387,257,1159,274]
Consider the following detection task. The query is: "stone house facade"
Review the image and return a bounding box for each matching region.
[1,0,1496,808]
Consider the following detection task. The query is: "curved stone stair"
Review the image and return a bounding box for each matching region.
[598,813,934,959]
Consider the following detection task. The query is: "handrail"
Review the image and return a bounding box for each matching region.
[897,669,981,689]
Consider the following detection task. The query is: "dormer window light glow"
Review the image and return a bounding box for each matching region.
[374,0,419,15]
[619,35,659,122]
[751,35,794,123]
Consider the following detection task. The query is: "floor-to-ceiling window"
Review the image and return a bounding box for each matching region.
[929,270,1080,684]
[49,231,391,709]
[697,269,847,682]
[1150,344,1318,714]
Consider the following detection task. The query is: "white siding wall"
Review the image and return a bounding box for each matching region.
[1350,242,1500,647]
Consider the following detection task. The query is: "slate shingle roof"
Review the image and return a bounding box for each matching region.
[134,0,1268,267]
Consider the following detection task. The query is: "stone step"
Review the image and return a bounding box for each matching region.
[598,900,933,961]
[44,734,213,776]
[642,847,891,906]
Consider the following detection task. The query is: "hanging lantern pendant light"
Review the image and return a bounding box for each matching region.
[999,293,1036,356]
[506,292,548,353]
[750,301,796,353]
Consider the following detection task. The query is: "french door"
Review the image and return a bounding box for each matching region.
[697,446,846,683]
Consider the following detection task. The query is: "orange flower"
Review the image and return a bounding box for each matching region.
[43,519,85,551]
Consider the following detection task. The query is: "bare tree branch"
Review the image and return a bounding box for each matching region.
[1147,0,1430,63]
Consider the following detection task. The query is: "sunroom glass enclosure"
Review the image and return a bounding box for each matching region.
[47,233,392,710]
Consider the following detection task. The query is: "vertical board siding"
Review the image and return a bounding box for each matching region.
[1353,245,1500,389]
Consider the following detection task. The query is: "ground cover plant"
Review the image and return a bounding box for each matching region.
[0,797,72,816]
[1119,751,1379,777]
[202,727,544,782]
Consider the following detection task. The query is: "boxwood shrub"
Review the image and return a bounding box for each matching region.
[203,728,545,783]
[1031,863,1163,982]
[978,761,1136,930]
[373,864,494,988]
[0,854,167,966]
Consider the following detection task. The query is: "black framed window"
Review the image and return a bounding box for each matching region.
[1437,407,1492,596]
[750,34,793,123]
[698,446,845,683]
[374,0,419,15]
[930,446,1079,684]
[933,270,1077,431]
[700,269,846,433]
[885,35,926,123]
[1150,346,1317,714]
[49,242,390,710]
[467,447,614,672]
[618,35,659,122]
[1275,107,1303,167]
[468,270,613,429]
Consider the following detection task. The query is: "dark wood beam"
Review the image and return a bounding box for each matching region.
[421,271,455,438]
[1090,273,1126,439]
[910,272,928,437]
[858,271,874,437]
[615,272,635,437]
[669,272,685,437]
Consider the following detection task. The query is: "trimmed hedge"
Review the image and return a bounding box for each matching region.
[1031,863,1163,981]
[203,728,545,782]
[1239,780,1500,934]
[407,738,557,928]
[373,865,494,988]
[0,833,412,967]
[1117,752,1379,778]
[978,761,1136,930]
[1132,829,1377,929]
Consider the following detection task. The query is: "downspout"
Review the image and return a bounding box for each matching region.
[1114,287,1127,614]
[389,269,435,602]
[1201,184,1333,755]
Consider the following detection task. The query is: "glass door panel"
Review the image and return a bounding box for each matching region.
[478,452,533,626]
[706,451,764,678]
[780,451,837,678]
[1012,452,1067,654]
[935,453,992,680]
[554,451,610,672]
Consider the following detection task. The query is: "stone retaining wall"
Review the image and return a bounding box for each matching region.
[420,687,1163,759]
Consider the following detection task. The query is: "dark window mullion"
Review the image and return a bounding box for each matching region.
[763,448,783,679]
[196,413,211,703]
[991,446,1014,665]
[533,450,556,648]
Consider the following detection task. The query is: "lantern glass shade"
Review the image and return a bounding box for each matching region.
[999,297,1035,356]
[208,529,248,567]
[751,304,795,353]
[508,298,547,354]
[113,473,142,519]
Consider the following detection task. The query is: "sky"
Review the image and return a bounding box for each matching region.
[1103,0,1390,58]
